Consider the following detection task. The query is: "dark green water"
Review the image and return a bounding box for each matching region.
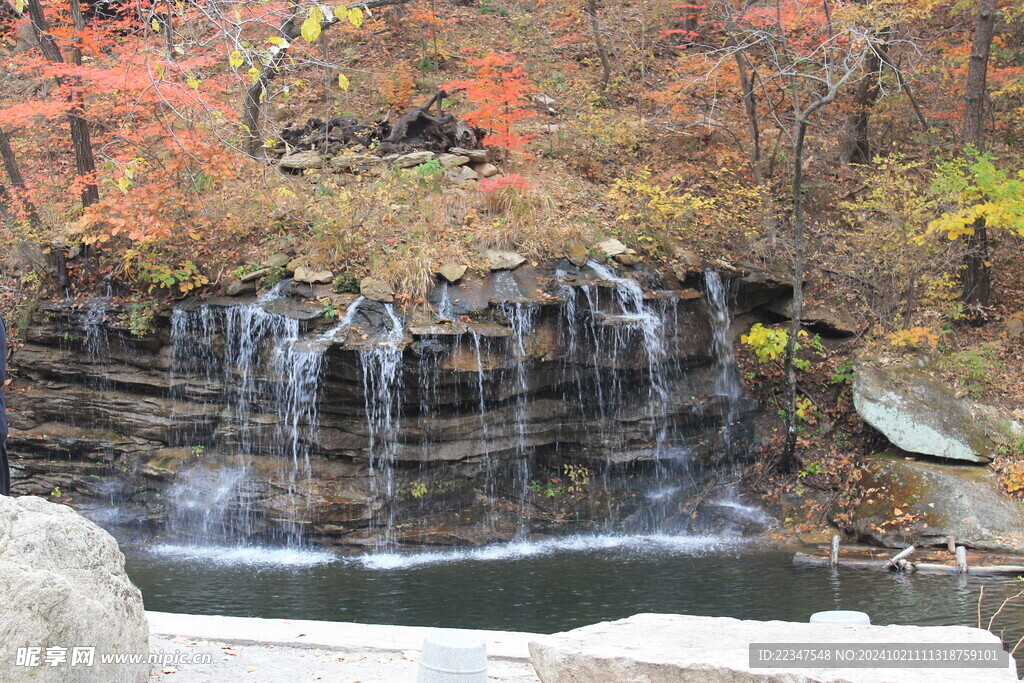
[122,535,1023,650]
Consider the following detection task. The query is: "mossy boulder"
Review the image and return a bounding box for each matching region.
[853,363,1008,463]
[852,452,1024,554]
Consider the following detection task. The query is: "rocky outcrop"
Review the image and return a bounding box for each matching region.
[528,613,1016,683]
[6,260,767,547]
[853,363,1013,463]
[852,453,1024,554]
[0,496,149,683]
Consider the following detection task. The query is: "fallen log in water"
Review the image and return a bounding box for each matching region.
[887,545,915,571]
[793,552,1024,575]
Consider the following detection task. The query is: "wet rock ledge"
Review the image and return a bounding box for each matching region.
[6,258,787,547]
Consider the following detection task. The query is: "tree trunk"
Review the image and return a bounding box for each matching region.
[0,127,42,227]
[734,51,762,185]
[586,0,612,98]
[782,118,809,470]
[26,0,99,208]
[963,0,996,146]
[961,0,997,308]
[841,50,880,165]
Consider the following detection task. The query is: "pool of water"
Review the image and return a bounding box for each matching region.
[123,534,1024,653]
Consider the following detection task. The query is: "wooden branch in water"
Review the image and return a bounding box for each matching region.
[794,552,1024,575]
[887,545,915,571]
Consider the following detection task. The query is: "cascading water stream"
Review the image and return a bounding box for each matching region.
[500,301,537,537]
[359,303,405,548]
[587,261,671,461]
[703,270,744,454]
[165,285,336,548]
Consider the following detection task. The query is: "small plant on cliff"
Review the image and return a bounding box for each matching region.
[260,266,286,289]
[406,482,428,499]
[321,299,340,320]
[937,342,1000,399]
[887,326,939,350]
[121,301,160,337]
[232,263,262,280]
[332,272,360,294]
[129,256,209,295]
[527,479,563,498]
[563,464,591,493]
[741,323,792,363]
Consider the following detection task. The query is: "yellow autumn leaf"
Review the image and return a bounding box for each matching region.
[337,72,350,90]
[347,7,363,26]
[151,19,161,32]
[263,139,277,148]
[187,74,201,89]
[301,6,324,43]
[116,177,131,193]
[248,67,261,84]
[229,50,244,68]
[267,36,287,46]
[13,0,24,14]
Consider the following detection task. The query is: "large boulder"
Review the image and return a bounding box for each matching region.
[853,363,1010,463]
[851,453,1024,554]
[0,496,149,683]
[529,613,1017,682]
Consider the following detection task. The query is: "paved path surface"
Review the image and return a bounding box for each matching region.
[146,612,541,682]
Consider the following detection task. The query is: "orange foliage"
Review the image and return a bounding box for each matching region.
[444,52,537,151]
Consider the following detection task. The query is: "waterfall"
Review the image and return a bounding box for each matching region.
[139,264,754,550]
[165,285,331,547]
[339,295,366,328]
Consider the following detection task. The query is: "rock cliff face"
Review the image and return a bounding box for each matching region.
[7,260,761,547]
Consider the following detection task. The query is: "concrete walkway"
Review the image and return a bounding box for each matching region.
[146,612,541,682]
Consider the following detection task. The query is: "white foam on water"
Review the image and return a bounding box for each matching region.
[352,534,743,570]
[148,544,337,567]
[148,534,751,570]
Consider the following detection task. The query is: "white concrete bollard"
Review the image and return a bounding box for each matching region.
[809,610,871,625]
[418,633,488,682]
